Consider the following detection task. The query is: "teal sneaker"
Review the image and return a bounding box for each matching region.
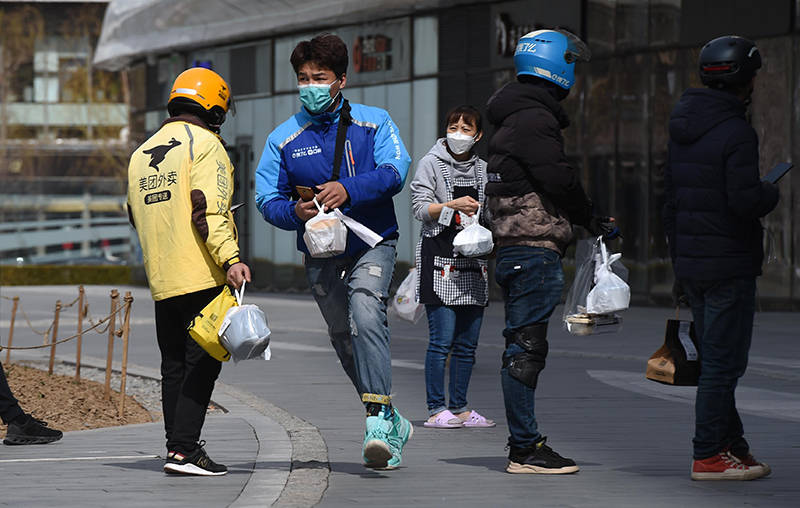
[363,410,393,468]
[383,408,413,470]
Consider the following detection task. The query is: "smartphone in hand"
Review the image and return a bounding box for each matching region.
[295,185,317,201]
[762,162,793,184]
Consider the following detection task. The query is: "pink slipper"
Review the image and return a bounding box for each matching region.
[423,409,464,428]
[460,410,496,428]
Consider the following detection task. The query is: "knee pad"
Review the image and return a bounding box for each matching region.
[504,324,549,389]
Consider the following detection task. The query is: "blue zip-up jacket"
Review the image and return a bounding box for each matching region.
[255,99,411,256]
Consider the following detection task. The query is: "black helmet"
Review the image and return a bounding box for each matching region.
[699,35,761,89]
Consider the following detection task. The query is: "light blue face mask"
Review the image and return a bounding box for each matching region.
[298,79,339,114]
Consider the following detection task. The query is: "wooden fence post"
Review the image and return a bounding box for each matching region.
[4,296,18,364]
[104,289,119,400]
[75,285,85,380]
[48,300,61,375]
[118,292,133,418]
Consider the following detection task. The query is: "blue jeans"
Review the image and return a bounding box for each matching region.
[424,304,485,416]
[305,240,396,400]
[683,276,755,460]
[495,246,564,448]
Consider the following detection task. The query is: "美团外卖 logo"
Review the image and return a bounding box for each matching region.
[143,138,181,171]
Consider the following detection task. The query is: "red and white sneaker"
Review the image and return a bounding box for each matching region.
[691,450,767,481]
[730,450,771,478]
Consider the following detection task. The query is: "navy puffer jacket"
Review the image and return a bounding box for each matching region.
[663,88,779,280]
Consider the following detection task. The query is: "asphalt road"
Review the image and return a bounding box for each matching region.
[2,284,798,507]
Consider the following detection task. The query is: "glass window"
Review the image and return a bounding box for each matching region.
[227,41,272,96]
[649,0,681,47]
[231,46,257,95]
[413,16,438,76]
[339,18,411,86]
[59,57,87,103]
[615,0,649,51]
[274,33,313,93]
[255,41,272,94]
[147,54,185,109]
[680,0,792,45]
[750,37,793,299]
[586,0,616,57]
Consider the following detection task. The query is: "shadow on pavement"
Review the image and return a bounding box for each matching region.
[441,455,508,473]
[330,461,396,477]
[103,457,164,472]
[226,460,293,474]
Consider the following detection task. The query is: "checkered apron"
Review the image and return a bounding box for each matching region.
[415,158,488,306]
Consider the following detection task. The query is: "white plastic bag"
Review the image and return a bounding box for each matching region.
[563,237,628,335]
[219,281,272,363]
[333,209,383,247]
[585,239,630,314]
[389,268,425,324]
[303,198,348,258]
[452,207,494,257]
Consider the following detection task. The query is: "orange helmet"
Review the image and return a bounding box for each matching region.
[167,67,232,129]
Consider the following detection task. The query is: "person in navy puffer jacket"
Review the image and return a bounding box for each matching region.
[255,33,413,470]
[663,35,779,481]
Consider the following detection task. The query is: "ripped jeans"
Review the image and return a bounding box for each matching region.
[304,239,396,400]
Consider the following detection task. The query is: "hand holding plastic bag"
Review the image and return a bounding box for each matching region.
[585,239,630,314]
[303,198,348,258]
[452,206,494,258]
[219,281,272,362]
[389,268,425,324]
[563,237,628,335]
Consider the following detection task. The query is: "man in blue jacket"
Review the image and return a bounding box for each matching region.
[663,35,778,481]
[255,33,413,470]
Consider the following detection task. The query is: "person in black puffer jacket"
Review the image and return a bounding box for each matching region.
[663,35,778,481]
[485,29,617,476]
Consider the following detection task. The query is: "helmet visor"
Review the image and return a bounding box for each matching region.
[559,29,591,64]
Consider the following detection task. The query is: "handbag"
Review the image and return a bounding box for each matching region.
[187,285,237,362]
[645,308,701,386]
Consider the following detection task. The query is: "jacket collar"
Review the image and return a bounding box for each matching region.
[161,114,226,145]
[487,81,570,129]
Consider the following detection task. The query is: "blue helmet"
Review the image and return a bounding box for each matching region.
[513,29,591,90]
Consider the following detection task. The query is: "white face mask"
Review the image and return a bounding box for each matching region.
[446,132,476,155]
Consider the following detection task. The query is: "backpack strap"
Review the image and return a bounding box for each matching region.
[331,98,352,181]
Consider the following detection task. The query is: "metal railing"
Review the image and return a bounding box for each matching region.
[0,212,132,265]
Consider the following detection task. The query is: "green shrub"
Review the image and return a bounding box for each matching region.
[0,265,134,286]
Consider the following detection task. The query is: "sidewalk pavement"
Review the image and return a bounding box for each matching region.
[0,354,299,508]
[1,284,799,507]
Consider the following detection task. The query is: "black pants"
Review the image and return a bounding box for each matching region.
[0,362,24,424]
[154,285,223,453]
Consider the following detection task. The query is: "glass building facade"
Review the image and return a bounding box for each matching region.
[114,0,800,307]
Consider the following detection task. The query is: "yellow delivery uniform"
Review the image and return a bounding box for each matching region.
[127,120,240,301]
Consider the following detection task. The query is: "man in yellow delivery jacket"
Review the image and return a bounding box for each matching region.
[127,67,250,476]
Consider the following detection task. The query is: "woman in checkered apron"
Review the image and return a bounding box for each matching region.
[409,105,495,429]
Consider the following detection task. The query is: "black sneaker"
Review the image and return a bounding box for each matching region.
[3,414,63,445]
[507,437,580,474]
[163,441,228,476]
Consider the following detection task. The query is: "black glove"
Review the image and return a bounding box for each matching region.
[588,216,621,240]
[672,279,689,308]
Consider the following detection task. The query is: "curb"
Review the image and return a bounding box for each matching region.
[218,385,329,508]
[13,352,329,507]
